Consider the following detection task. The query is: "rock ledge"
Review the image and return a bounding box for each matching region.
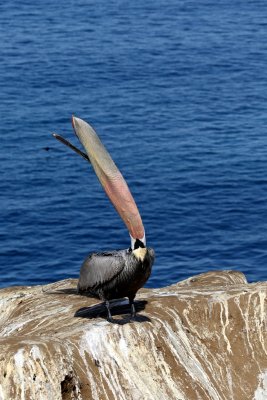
[0,270,267,400]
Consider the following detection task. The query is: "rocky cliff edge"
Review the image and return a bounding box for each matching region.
[0,270,267,400]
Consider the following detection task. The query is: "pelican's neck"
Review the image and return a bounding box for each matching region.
[130,233,146,250]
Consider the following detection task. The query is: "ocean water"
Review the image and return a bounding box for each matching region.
[1,0,267,289]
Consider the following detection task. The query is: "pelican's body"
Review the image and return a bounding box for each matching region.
[53,116,155,320]
[78,247,154,303]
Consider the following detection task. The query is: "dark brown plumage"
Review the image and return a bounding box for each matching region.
[78,247,155,320]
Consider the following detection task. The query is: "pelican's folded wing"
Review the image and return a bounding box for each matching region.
[77,251,126,292]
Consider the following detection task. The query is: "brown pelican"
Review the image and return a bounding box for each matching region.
[53,117,155,321]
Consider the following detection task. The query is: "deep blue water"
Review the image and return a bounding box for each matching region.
[1,0,267,289]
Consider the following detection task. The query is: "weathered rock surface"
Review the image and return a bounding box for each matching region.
[0,270,267,400]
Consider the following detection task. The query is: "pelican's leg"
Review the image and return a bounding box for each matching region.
[105,300,113,322]
[129,297,136,319]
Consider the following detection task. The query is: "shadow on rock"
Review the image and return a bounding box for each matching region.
[74,300,150,325]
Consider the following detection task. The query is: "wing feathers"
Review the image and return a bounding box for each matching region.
[78,252,126,291]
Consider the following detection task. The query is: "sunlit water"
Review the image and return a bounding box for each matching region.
[1,0,267,288]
